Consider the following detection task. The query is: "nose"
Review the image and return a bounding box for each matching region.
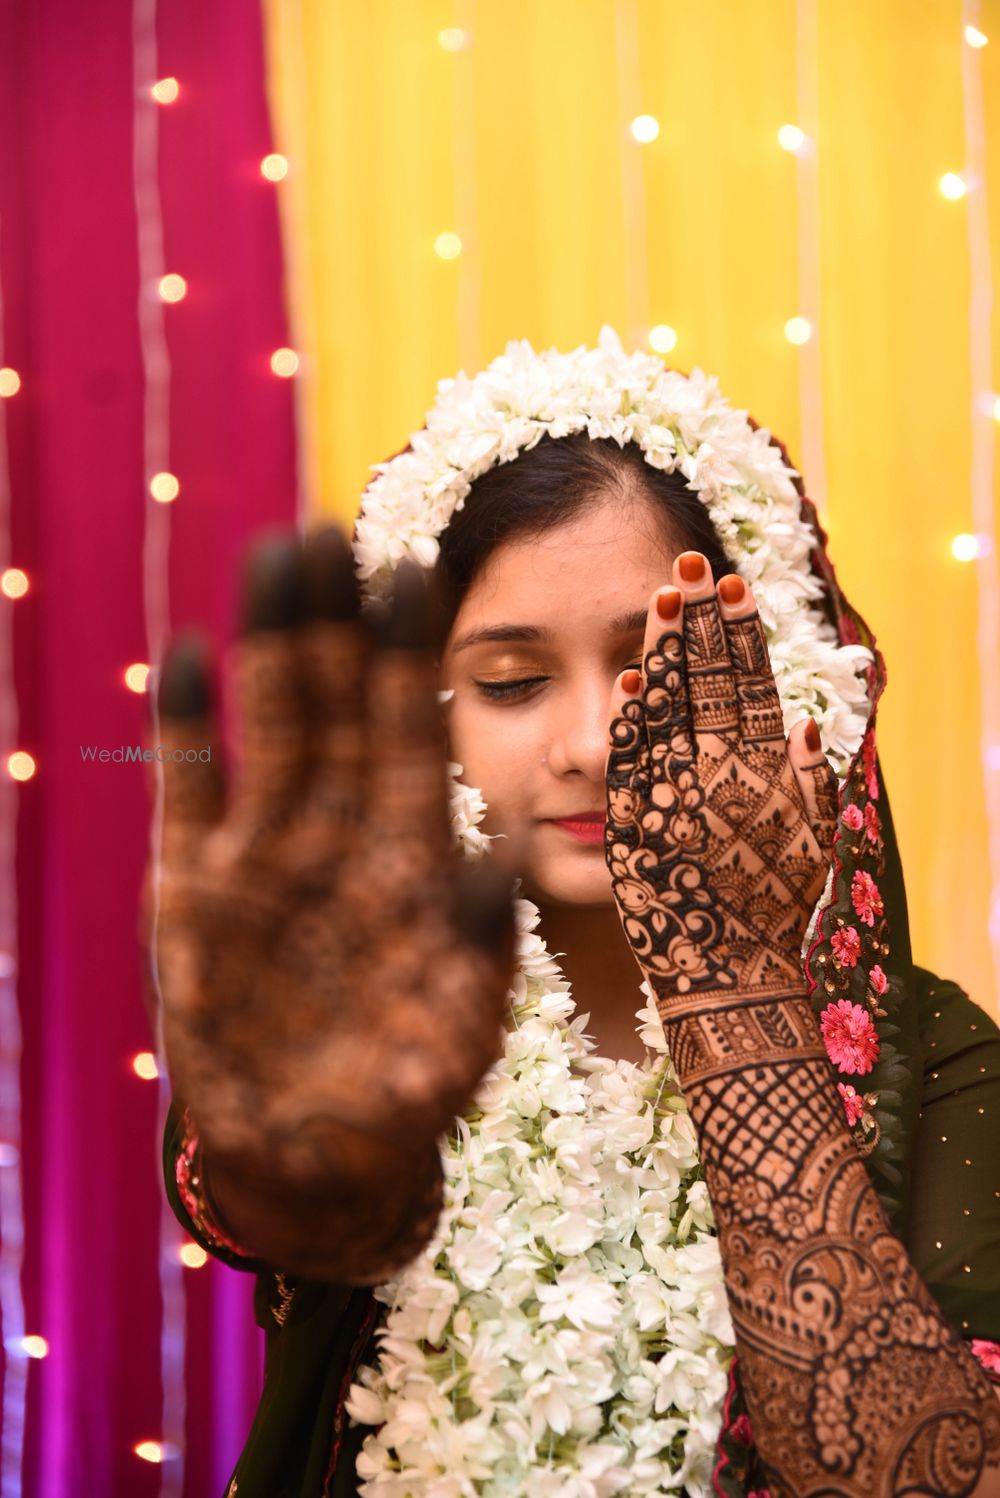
[545,672,613,786]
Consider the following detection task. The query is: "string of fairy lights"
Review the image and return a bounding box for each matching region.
[0,9,996,1490]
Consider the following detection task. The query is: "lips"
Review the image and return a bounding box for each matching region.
[547,812,607,846]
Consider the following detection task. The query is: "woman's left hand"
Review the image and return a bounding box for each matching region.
[604,549,839,1018]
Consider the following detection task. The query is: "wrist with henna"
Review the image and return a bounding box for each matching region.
[655,984,1000,1498]
[187,1106,446,1285]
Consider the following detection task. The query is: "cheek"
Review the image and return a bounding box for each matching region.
[446,697,540,826]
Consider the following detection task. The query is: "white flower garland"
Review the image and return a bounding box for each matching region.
[346,778,736,1497]
[345,328,876,1493]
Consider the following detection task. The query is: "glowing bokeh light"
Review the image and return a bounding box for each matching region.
[151,77,180,104]
[7,752,35,782]
[261,153,288,181]
[434,232,462,260]
[158,274,187,303]
[965,25,988,47]
[1,568,28,599]
[438,28,467,51]
[630,115,660,143]
[132,1052,159,1080]
[648,324,677,355]
[180,1243,208,1269]
[270,347,299,378]
[940,172,968,200]
[0,368,21,398]
[777,124,806,152]
[784,317,812,345]
[150,472,180,503]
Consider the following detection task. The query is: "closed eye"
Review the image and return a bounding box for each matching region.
[473,661,643,703]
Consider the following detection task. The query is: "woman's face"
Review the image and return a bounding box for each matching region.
[440,495,679,907]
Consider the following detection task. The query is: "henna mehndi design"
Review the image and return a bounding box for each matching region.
[605,563,1000,1497]
[151,527,516,1284]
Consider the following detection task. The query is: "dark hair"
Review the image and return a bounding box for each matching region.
[431,431,733,625]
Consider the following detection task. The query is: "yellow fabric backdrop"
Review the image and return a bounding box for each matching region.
[262,0,1000,1017]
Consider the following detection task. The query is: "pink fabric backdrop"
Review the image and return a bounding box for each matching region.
[1,0,296,1492]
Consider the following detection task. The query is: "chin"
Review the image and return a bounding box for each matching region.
[522,853,616,907]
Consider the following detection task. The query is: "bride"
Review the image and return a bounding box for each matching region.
[154,329,1000,1497]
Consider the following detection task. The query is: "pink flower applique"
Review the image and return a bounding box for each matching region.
[851,871,884,927]
[821,999,880,1075]
[863,801,882,845]
[831,925,862,967]
[842,804,863,832]
[869,963,888,996]
[862,733,880,801]
[837,1082,865,1126]
[971,1339,1000,1376]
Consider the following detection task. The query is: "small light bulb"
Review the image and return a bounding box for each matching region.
[434,232,462,260]
[261,153,288,181]
[180,1243,208,1268]
[965,24,988,47]
[784,316,812,345]
[270,348,299,378]
[21,1336,48,1359]
[648,324,677,355]
[132,1051,159,1080]
[438,27,467,51]
[150,472,180,503]
[952,532,983,561]
[134,1441,179,1465]
[124,663,151,694]
[151,78,180,104]
[0,368,21,398]
[777,124,806,152]
[940,172,968,200]
[1,568,28,599]
[630,115,660,144]
[158,274,187,303]
[7,752,36,783]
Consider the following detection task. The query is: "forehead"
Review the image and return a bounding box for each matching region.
[451,497,678,629]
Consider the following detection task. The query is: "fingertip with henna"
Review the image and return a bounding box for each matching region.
[158,632,213,719]
[240,531,305,633]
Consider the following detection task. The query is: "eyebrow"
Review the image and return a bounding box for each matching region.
[451,608,650,654]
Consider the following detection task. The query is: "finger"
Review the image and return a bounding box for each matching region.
[230,532,311,823]
[788,717,839,859]
[638,584,694,782]
[365,561,451,854]
[298,524,368,837]
[716,575,785,751]
[672,551,739,742]
[606,666,649,794]
[156,631,226,873]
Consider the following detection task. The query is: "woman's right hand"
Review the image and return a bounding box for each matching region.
[150,525,515,1278]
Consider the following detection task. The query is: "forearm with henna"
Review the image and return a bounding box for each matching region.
[606,565,1000,1497]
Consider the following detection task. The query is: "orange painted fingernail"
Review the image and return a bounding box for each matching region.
[718,575,746,606]
[805,719,821,751]
[621,669,642,694]
[656,588,681,621]
[678,552,706,583]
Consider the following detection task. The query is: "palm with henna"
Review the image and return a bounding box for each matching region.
[150,526,516,1284]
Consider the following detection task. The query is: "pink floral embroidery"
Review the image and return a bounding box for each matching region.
[869,964,888,996]
[821,999,880,1075]
[837,1082,865,1126]
[971,1339,1000,1376]
[851,871,884,927]
[863,801,881,844]
[831,926,862,967]
[862,733,879,800]
[842,804,863,832]
[730,1414,753,1446]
